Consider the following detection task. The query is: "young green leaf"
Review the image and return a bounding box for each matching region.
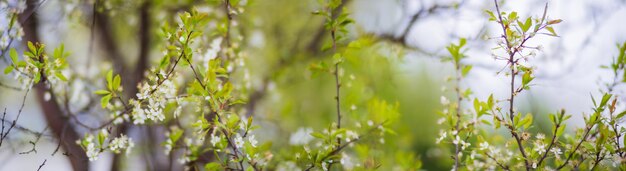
[94,90,110,95]
[4,66,14,74]
[106,70,113,90]
[462,65,472,77]
[9,48,18,64]
[545,27,558,37]
[55,72,68,81]
[101,94,112,108]
[113,74,121,92]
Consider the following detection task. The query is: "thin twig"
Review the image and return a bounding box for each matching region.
[37,159,46,171]
[484,152,511,171]
[537,112,562,166]
[304,122,385,171]
[0,82,31,147]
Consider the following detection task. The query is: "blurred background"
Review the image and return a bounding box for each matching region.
[1,0,626,170]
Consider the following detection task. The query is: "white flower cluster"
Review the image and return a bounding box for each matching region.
[163,130,176,155]
[340,153,357,170]
[452,135,471,150]
[109,134,134,155]
[345,130,359,142]
[210,131,222,148]
[81,134,102,161]
[202,37,223,68]
[469,141,517,169]
[0,2,25,51]
[132,76,177,124]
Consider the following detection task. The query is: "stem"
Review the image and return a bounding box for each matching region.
[332,29,341,149]
[485,152,511,171]
[222,0,232,61]
[453,51,463,170]
[493,0,530,169]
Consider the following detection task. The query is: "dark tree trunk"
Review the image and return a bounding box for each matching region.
[19,0,89,170]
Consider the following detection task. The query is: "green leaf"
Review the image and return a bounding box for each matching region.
[494,116,501,129]
[548,113,556,124]
[487,94,494,109]
[522,71,534,88]
[514,113,521,127]
[485,10,496,21]
[113,75,121,91]
[94,90,110,95]
[556,124,565,137]
[55,72,68,81]
[98,131,107,145]
[33,72,41,83]
[461,65,472,77]
[617,111,626,119]
[521,17,532,32]
[170,128,184,142]
[332,53,343,64]
[106,70,113,90]
[311,132,326,139]
[27,41,36,54]
[101,94,112,108]
[4,66,14,74]
[520,114,533,129]
[508,12,518,21]
[600,93,612,108]
[204,163,221,171]
[546,26,558,36]
[473,98,481,115]
[9,48,18,63]
[459,38,467,47]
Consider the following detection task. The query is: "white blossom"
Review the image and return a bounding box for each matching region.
[248,135,258,147]
[440,96,450,105]
[479,142,490,150]
[436,131,447,144]
[130,99,147,124]
[109,134,134,155]
[289,127,313,145]
[340,153,355,170]
[551,148,562,157]
[240,117,249,130]
[81,134,101,161]
[345,130,359,142]
[536,133,545,140]
[234,133,244,149]
[534,143,546,155]
[86,143,100,161]
[202,37,223,67]
[210,133,221,147]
